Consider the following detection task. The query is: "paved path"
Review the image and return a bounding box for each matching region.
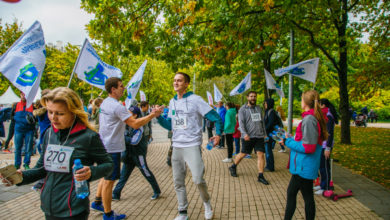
[0,124,388,219]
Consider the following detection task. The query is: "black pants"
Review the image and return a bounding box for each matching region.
[45,211,88,220]
[284,174,315,220]
[207,127,213,139]
[319,149,331,190]
[226,133,234,159]
[218,134,225,147]
[3,120,15,150]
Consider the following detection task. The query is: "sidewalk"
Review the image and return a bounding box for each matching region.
[0,124,386,219]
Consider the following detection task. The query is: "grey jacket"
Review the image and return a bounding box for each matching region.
[238,104,267,138]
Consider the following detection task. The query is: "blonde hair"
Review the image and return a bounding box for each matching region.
[302,90,328,141]
[41,87,95,132]
[276,106,286,121]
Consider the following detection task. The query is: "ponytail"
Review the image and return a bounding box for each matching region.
[302,90,328,141]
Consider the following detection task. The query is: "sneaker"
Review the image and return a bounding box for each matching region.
[174,214,188,220]
[3,149,11,153]
[222,158,232,163]
[278,149,286,153]
[229,166,238,177]
[204,201,213,220]
[91,201,104,212]
[313,186,321,191]
[244,155,251,159]
[103,211,126,220]
[112,194,120,201]
[315,189,324,195]
[258,176,269,185]
[24,165,30,170]
[151,193,160,200]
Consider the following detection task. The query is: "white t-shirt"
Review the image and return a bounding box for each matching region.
[99,97,132,153]
[168,94,212,148]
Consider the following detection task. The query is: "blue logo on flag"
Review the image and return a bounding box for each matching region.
[237,82,246,94]
[84,63,108,86]
[288,67,305,75]
[127,90,132,99]
[16,63,39,86]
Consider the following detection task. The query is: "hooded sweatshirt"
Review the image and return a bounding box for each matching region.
[238,104,266,139]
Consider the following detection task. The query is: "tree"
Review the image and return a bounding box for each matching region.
[285,0,387,144]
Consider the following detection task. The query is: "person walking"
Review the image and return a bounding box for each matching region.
[314,98,338,195]
[228,91,269,185]
[1,87,114,220]
[232,114,241,156]
[157,72,223,220]
[281,90,328,220]
[222,102,237,163]
[112,106,161,201]
[264,98,277,171]
[13,92,35,170]
[90,77,162,220]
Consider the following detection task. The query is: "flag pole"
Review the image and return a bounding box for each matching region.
[287,29,294,134]
[67,38,87,88]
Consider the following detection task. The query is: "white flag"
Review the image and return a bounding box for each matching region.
[140,90,146,101]
[125,60,147,109]
[206,91,213,105]
[274,58,319,84]
[264,69,284,98]
[0,21,46,108]
[74,39,122,90]
[214,84,223,103]
[229,71,251,96]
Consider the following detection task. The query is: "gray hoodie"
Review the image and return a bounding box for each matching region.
[238,104,267,139]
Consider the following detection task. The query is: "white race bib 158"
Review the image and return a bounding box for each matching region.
[173,115,188,130]
[44,145,74,173]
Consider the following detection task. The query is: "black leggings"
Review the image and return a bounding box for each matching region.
[226,133,234,158]
[284,174,315,220]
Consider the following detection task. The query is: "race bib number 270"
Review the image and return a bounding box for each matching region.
[44,145,74,173]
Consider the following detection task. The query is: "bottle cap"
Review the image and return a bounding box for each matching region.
[74,159,81,165]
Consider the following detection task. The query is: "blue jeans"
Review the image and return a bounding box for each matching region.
[265,139,275,171]
[234,138,240,154]
[14,130,34,168]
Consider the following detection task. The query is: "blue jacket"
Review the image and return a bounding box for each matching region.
[217,106,227,124]
[286,109,323,180]
[14,101,35,133]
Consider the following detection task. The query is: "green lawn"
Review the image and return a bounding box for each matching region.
[332,126,390,189]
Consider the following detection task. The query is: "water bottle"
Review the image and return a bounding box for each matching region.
[73,159,89,199]
[264,136,269,142]
[274,125,286,134]
[270,131,283,142]
[206,140,214,150]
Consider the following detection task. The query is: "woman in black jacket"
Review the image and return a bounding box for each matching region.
[1,87,113,220]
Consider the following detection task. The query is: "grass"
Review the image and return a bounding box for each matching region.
[332,126,390,189]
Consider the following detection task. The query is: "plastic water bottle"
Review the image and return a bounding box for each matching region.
[274,125,286,134]
[206,140,214,150]
[270,131,283,142]
[264,136,269,142]
[73,159,89,199]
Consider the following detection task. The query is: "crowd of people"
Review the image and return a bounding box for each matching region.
[0,72,340,220]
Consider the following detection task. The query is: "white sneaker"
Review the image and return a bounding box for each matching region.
[222,158,232,163]
[278,149,286,153]
[315,189,324,195]
[313,186,321,191]
[204,201,213,220]
[174,214,188,220]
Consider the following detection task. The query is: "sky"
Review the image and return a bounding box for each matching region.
[0,0,93,45]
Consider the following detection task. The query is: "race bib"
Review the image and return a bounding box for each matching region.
[173,115,187,130]
[44,145,74,173]
[251,113,261,122]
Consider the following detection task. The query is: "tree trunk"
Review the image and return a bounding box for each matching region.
[338,0,351,144]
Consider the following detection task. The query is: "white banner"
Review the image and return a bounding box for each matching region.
[206,91,213,105]
[264,69,284,98]
[140,90,146,101]
[0,21,46,108]
[275,58,319,84]
[214,83,223,103]
[73,39,122,90]
[125,60,147,109]
[229,71,251,96]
